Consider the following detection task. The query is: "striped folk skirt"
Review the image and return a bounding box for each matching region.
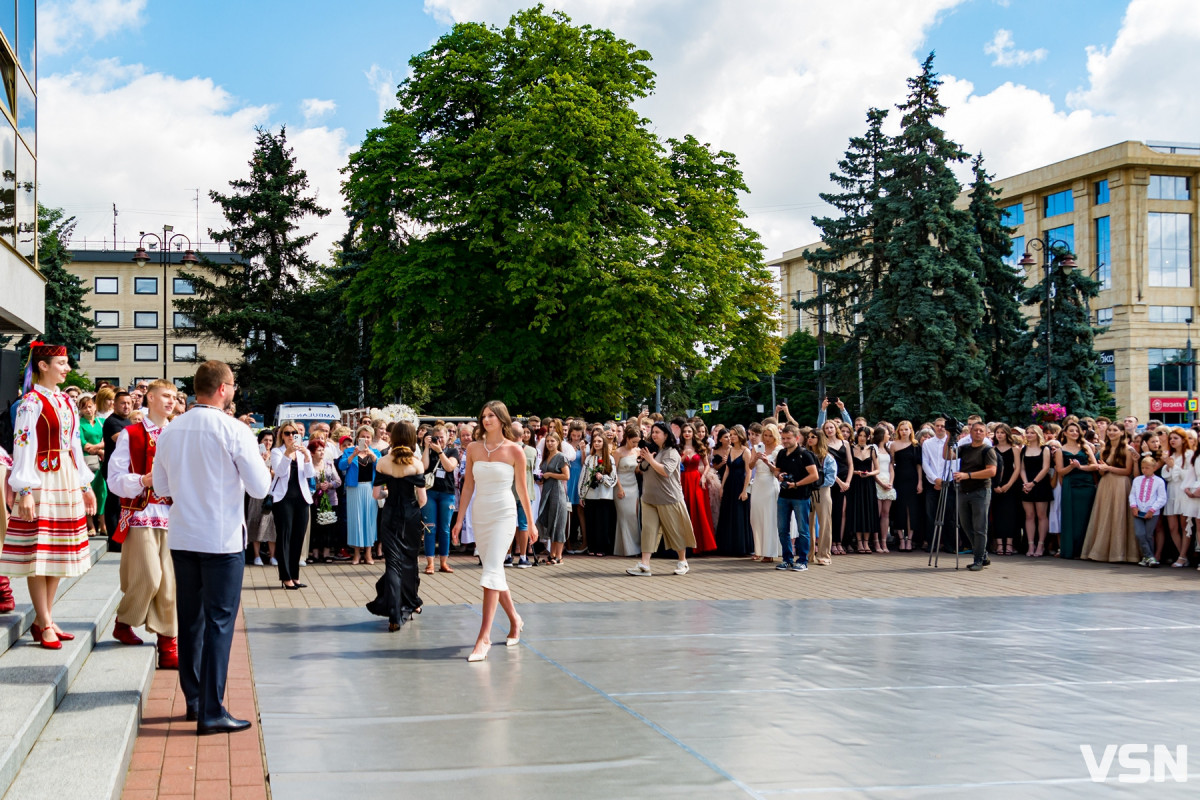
[0,465,91,578]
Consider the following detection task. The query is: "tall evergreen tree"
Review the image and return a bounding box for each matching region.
[1009,247,1105,416]
[176,127,331,414]
[3,205,98,367]
[864,53,987,420]
[800,108,892,406]
[967,154,1028,420]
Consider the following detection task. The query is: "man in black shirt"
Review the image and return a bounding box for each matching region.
[772,424,819,571]
[102,391,135,551]
[951,421,998,571]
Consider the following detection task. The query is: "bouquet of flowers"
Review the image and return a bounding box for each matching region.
[316,492,337,525]
[1030,403,1067,425]
[372,403,419,425]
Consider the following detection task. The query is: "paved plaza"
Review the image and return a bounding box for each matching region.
[224,553,1200,798]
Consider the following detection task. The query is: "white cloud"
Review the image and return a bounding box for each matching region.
[365,64,401,119]
[40,59,352,262]
[40,0,147,55]
[984,29,1048,67]
[301,98,337,123]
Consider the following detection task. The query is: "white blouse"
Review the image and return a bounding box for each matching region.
[8,384,93,493]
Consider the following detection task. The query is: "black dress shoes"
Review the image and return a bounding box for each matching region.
[197,711,252,734]
[186,709,197,722]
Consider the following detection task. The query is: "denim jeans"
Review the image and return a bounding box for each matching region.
[956,486,991,564]
[421,489,455,557]
[777,496,811,565]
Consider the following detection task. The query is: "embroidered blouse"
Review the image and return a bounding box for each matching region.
[8,384,93,494]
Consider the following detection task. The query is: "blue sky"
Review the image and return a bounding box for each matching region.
[37,0,1190,258]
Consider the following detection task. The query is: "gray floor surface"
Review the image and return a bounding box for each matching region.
[245,592,1200,798]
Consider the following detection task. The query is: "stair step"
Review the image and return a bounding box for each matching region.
[0,553,121,798]
[3,639,156,800]
[1,539,108,656]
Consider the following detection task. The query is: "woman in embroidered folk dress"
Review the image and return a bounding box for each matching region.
[0,345,98,649]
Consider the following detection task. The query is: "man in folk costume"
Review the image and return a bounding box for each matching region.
[0,343,98,649]
[107,379,179,668]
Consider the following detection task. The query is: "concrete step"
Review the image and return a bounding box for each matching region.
[3,639,156,800]
[0,552,121,798]
[0,539,108,657]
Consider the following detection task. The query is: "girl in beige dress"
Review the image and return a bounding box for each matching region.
[1081,425,1139,563]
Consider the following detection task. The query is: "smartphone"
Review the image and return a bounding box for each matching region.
[258,443,267,456]
[358,437,370,450]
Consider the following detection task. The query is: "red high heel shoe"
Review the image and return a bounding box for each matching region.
[30,624,62,650]
[49,624,74,641]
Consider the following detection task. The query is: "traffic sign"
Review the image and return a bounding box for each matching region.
[702,403,712,414]
[1189,399,1198,412]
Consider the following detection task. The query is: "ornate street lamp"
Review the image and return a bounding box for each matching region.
[133,225,199,381]
[1019,237,1077,404]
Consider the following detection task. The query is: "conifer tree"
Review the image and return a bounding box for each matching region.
[865,53,987,420]
[967,154,1028,420]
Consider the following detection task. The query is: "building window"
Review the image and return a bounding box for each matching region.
[1148,212,1192,287]
[95,277,118,294]
[1002,203,1024,227]
[95,344,119,362]
[94,378,120,390]
[173,312,195,329]
[134,311,159,329]
[1095,179,1109,205]
[1097,351,1116,394]
[173,277,195,295]
[1095,216,1111,290]
[1046,224,1075,257]
[1149,175,1191,201]
[1043,190,1073,218]
[1149,348,1194,392]
[1096,308,1113,326]
[134,344,160,362]
[1149,306,1194,323]
[173,344,198,362]
[1006,235,1025,269]
[134,276,158,294]
[94,311,119,328]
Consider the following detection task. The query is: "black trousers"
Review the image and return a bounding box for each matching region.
[923,479,959,551]
[272,494,308,583]
[368,509,423,626]
[584,499,616,555]
[172,550,243,725]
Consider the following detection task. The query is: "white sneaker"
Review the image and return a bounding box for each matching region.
[626,563,652,576]
[253,557,263,566]
[269,557,278,566]
[673,561,689,575]
[298,560,307,567]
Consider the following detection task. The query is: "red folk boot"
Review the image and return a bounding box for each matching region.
[113,621,144,646]
[157,635,179,669]
[0,577,14,614]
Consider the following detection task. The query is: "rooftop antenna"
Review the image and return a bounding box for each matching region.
[112,203,118,250]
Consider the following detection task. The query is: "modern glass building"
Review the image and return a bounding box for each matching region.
[0,0,38,334]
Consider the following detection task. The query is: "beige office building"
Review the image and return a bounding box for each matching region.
[770,140,1200,424]
[66,249,243,390]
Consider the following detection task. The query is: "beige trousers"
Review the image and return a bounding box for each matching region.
[640,501,697,555]
[812,487,832,563]
[117,526,177,637]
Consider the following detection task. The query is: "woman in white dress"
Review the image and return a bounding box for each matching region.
[452,401,536,662]
[872,426,896,553]
[1162,427,1196,567]
[613,425,642,557]
[749,423,782,562]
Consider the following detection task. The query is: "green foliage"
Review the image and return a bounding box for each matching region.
[60,370,94,392]
[341,7,779,416]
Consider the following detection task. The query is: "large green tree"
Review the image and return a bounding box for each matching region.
[176,127,334,415]
[341,7,779,416]
[967,154,1028,420]
[862,53,987,420]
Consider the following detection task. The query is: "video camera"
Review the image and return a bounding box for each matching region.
[940,414,964,438]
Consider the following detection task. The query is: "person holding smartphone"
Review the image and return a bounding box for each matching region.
[338,425,381,565]
[420,425,459,574]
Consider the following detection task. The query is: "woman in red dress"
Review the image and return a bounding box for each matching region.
[680,423,717,553]
[0,344,98,649]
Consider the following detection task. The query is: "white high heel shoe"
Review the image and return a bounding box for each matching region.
[467,642,491,662]
[506,618,525,647]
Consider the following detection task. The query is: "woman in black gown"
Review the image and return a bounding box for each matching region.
[989,423,1025,555]
[847,427,880,553]
[715,425,753,556]
[890,420,923,551]
[822,419,852,555]
[367,422,428,631]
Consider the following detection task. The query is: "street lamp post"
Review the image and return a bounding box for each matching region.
[1018,236,1077,404]
[132,226,198,382]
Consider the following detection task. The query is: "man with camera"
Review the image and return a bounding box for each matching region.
[421,425,458,574]
[949,420,998,571]
[772,424,820,571]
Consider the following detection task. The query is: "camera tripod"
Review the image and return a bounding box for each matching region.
[927,440,962,569]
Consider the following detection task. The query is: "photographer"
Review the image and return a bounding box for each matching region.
[772,424,820,571]
[817,397,852,428]
[421,424,459,574]
[950,420,998,571]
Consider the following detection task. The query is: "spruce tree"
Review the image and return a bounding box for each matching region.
[1009,247,1104,416]
[176,127,331,414]
[967,154,1028,420]
[800,108,891,406]
[866,53,987,420]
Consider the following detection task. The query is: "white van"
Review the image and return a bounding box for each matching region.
[274,403,341,436]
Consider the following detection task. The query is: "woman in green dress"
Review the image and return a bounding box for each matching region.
[77,394,107,538]
[1055,421,1098,559]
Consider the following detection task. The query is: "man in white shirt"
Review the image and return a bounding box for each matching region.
[153,361,271,735]
[921,417,959,552]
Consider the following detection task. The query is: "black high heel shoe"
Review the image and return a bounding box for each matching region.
[282,582,302,591]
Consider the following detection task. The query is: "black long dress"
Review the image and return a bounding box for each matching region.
[990,447,1024,550]
[715,451,753,556]
[366,471,426,628]
[891,443,923,537]
[828,442,852,550]
[847,447,880,535]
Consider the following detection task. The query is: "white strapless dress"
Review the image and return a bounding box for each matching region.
[472,460,517,591]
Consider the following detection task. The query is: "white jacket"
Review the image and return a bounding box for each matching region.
[270,446,315,504]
